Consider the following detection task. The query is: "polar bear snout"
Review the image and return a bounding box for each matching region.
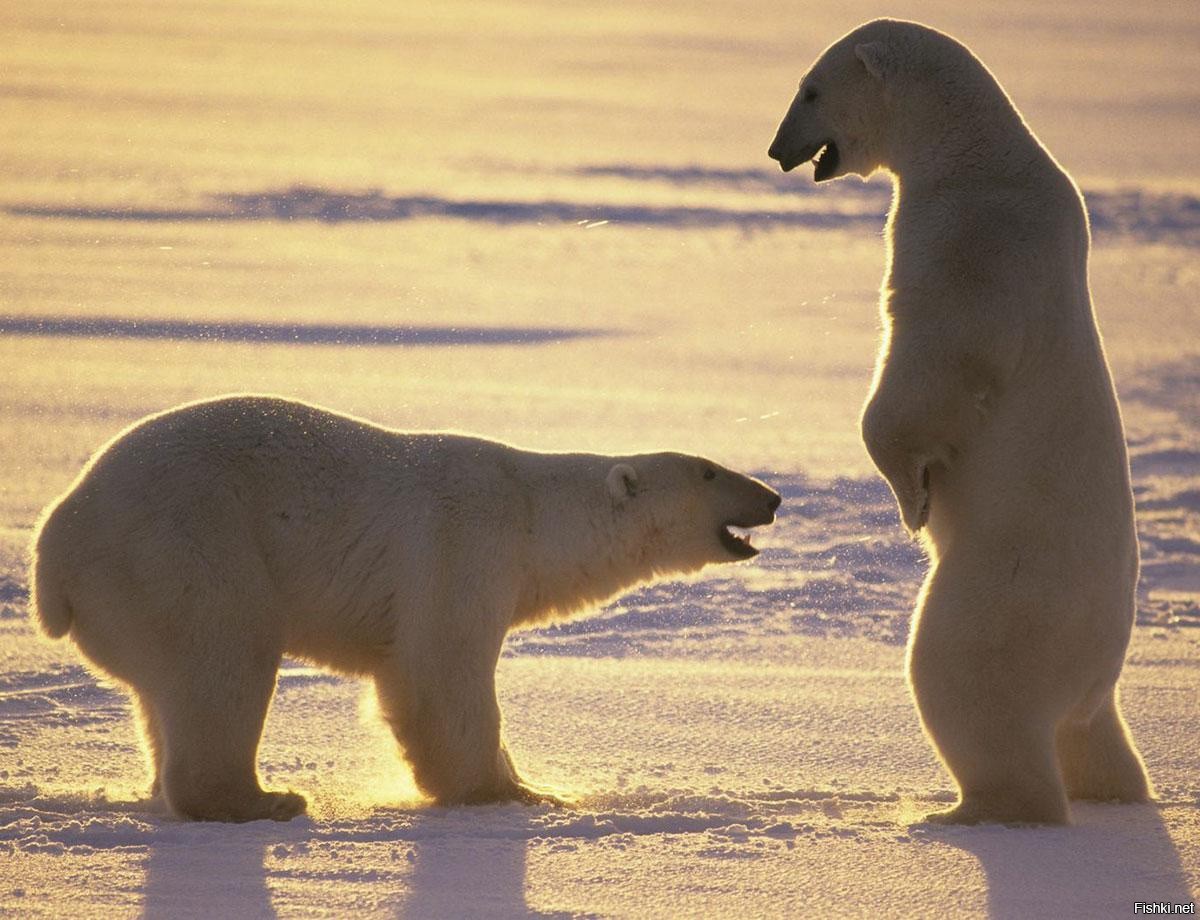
[768,132,828,175]
[716,478,781,560]
[768,81,842,179]
[769,97,842,181]
[767,490,782,515]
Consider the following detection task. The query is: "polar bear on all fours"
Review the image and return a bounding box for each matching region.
[770,20,1151,824]
[31,395,780,821]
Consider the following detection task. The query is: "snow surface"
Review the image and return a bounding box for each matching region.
[1,0,1198,917]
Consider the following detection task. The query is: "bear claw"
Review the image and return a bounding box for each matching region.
[513,783,572,808]
[266,791,308,821]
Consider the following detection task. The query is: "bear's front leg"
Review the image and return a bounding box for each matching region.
[861,339,990,537]
[861,393,933,535]
[373,655,558,807]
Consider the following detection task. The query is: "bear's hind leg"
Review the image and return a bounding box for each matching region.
[910,657,1068,823]
[156,651,305,822]
[922,721,1069,826]
[910,665,1070,824]
[1057,690,1152,803]
[133,695,165,801]
[910,567,1072,826]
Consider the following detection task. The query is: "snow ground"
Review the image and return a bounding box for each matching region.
[2,0,1199,917]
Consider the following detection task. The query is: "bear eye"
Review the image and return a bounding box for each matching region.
[703,468,716,481]
[802,87,818,103]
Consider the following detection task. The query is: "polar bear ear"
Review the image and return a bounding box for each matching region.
[854,41,890,82]
[606,463,639,504]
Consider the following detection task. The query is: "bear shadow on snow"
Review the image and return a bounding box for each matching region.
[139,811,560,920]
[925,804,1192,919]
[397,812,571,920]
[141,826,277,920]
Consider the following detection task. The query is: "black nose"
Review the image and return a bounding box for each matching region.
[768,492,782,513]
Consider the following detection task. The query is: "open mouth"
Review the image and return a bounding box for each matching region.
[719,523,762,559]
[771,137,839,180]
[812,140,840,181]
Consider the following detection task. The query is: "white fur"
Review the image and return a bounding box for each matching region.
[30,395,778,819]
[771,19,1151,824]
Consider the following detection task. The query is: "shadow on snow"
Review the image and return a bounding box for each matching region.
[7,176,1198,243]
[0,315,604,348]
[4,186,878,231]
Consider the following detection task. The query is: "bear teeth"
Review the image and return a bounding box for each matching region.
[720,525,758,558]
[812,140,840,182]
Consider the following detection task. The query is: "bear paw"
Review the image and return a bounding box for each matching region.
[513,782,572,808]
[265,790,308,822]
[922,796,1067,827]
[456,781,571,807]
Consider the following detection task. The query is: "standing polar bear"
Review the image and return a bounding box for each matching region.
[31,395,779,821]
[769,19,1150,824]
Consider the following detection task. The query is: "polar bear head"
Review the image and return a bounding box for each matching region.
[767,19,990,181]
[606,453,780,572]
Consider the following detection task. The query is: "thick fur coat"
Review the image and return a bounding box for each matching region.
[31,395,779,819]
[770,19,1150,824]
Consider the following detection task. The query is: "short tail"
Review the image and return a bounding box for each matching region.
[30,520,73,640]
